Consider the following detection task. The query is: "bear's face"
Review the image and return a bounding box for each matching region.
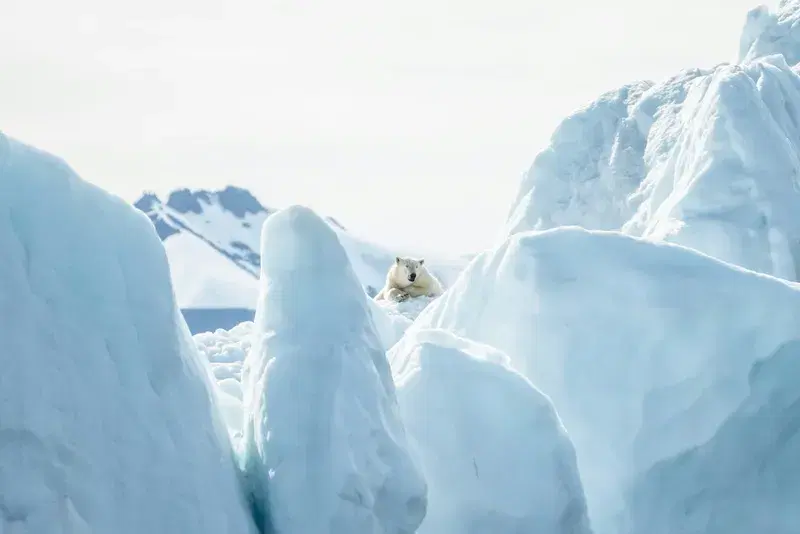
[394,256,425,286]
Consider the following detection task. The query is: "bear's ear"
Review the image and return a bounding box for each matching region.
[395,256,401,264]
[419,258,425,265]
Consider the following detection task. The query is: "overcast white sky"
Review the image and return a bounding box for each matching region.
[0,0,778,256]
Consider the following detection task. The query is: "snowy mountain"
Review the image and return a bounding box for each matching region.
[135,186,465,333]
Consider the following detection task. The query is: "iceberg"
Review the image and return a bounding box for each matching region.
[410,225,800,532]
[506,54,800,281]
[390,328,593,534]
[0,133,257,533]
[740,0,800,64]
[624,339,800,534]
[239,205,427,534]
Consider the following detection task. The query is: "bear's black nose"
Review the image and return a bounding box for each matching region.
[409,273,416,282]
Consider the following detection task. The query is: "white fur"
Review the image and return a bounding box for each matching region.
[374,257,444,302]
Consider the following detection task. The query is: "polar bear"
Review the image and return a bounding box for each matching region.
[374,256,444,302]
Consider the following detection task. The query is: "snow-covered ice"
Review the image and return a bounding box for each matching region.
[505,79,654,235]
[195,321,255,386]
[194,321,256,443]
[409,225,800,533]
[0,133,257,534]
[740,0,800,64]
[625,339,800,534]
[374,295,438,322]
[506,54,800,281]
[240,205,427,534]
[367,298,414,350]
[390,328,593,534]
[367,295,439,350]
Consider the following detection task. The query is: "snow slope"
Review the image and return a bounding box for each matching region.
[506,53,800,281]
[409,226,800,533]
[240,205,427,534]
[390,328,592,534]
[0,132,257,534]
[164,231,258,309]
[625,339,800,534]
[136,188,465,333]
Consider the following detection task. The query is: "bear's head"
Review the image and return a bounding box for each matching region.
[394,256,425,286]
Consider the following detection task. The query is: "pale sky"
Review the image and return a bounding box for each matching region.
[0,0,779,256]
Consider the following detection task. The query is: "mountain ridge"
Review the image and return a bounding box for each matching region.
[134,185,467,333]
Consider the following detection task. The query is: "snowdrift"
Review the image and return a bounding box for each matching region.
[410,226,800,532]
[0,133,257,533]
[240,205,427,534]
[390,328,592,534]
[506,54,800,281]
[624,339,800,534]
